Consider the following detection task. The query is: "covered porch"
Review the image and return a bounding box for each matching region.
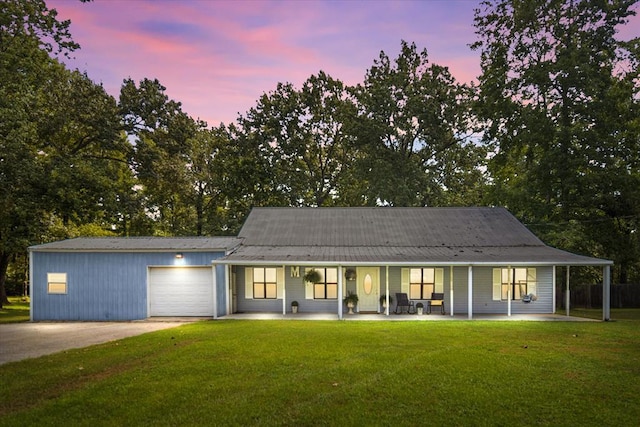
[211,260,613,321]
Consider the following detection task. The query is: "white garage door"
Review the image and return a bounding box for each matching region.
[148,267,214,316]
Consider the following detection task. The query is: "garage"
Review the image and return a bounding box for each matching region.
[148,266,214,316]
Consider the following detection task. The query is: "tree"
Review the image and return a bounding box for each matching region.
[119,78,201,235]
[353,40,486,206]
[0,0,126,305]
[239,72,358,206]
[472,0,640,283]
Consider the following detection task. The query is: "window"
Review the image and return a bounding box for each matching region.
[253,267,277,299]
[47,273,67,294]
[313,268,338,299]
[493,268,537,301]
[410,268,435,300]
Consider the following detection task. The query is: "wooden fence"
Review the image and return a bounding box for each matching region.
[557,284,640,309]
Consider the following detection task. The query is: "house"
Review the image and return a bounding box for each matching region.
[29,207,613,321]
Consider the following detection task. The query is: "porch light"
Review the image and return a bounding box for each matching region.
[175,253,184,259]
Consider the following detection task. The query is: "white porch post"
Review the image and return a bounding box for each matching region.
[224,264,230,316]
[282,264,286,316]
[552,266,557,313]
[338,265,343,320]
[212,263,218,320]
[467,266,473,320]
[507,266,512,317]
[449,265,454,316]
[566,266,571,317]
[603,265,611,321]
[385,265,390,316]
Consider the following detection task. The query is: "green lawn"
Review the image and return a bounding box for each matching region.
[0,297,30,323]
[558,308,640,321]
[1,320,640,426]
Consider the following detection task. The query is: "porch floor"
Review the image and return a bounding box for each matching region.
[221,312,598,321]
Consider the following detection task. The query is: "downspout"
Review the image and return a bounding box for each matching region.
[603,265,611,321]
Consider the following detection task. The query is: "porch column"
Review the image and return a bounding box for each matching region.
[566,266,571,317]
[449,265,454,316]
[385,266,390,316]
[224,264,230,316]
[467,266,473,319]
[212,263,218,320]
[552,266,557,313]
[507,266,511,317]
[603,265,611,321]
[338,265,343,320]
[282,264,287,316]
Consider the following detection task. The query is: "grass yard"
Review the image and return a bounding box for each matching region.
[1,320,640,426]
[0,297,30,323]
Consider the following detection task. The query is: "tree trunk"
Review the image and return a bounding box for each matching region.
[0,252,11,308]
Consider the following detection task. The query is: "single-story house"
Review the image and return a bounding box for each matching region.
[29,207,613,321]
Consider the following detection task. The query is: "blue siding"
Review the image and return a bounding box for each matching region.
[31,251,226,321]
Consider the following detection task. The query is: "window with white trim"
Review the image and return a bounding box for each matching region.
[253,267,277,299]
[47,273,67,294]
[492,268,537,301]
[313,268,338,300]
[410,268,435,300]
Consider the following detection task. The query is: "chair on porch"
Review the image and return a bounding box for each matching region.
[395,293,415,314]
[427,292,445,314]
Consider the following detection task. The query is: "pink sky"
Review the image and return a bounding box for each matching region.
[48,0,639,127]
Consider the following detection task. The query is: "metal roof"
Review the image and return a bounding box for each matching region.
[238,207,544,247]
[29,237,242,252]
[223,207,611,266]
[222,245,609,266]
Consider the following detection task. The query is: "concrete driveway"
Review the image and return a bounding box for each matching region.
[0,321,189,365]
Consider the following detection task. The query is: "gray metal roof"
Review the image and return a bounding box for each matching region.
[238,207,544,247]
[223,245,608,266]
[29,237,242,252]
[224,207,611,266]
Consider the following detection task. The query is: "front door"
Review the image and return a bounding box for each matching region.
[357,267,379,312]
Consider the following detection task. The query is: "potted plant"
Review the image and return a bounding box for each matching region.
[303,269,321,283]
[343,291,359,314]
[345,268,357,281]
[291,300,299,314]
[416,302,424,315]
[379,294,394,310]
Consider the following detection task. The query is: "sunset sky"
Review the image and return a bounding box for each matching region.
[47,0,639,127]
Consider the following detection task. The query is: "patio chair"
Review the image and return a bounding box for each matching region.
[428,292,445,314]
[395,293,415,314]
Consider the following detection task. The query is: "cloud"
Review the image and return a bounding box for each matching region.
[48,0,489,125]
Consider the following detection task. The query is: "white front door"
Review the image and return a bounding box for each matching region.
[357,267,379,312]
